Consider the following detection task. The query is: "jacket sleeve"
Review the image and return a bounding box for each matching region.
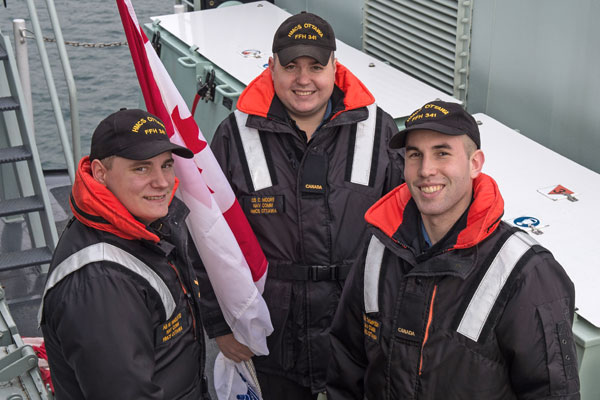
[46,268,163,399]
[496,251,580,399]
[194,115,237,338]
[379,108,404,193]
[327,247,369,399]
[195,257,232,338]
[210,114,236,187]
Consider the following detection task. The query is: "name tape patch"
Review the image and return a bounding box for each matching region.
[363,314,381,342]
[243,195,285,216]
[155,309,188,346]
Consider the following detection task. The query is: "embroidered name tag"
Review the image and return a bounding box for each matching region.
[156,309,188,346]
[243,195,285,215]
[363,314,381,342]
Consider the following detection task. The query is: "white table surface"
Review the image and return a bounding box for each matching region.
[151,1,456,120]
[477,113,599,327]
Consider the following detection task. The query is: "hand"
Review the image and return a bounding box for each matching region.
[215,333,254,363]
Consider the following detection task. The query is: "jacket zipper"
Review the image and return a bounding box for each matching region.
[419,284,438,375]
[168,262,198,340]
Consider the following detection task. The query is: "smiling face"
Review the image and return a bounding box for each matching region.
[92,151,175,225]
[404,129,484,234]
[269,54,336,122]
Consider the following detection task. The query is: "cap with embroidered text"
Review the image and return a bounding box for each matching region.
[89,109,194,161]
[389,101,480,149]
[272,12,336,66]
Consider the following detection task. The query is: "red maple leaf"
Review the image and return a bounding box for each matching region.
[171,105,207,154]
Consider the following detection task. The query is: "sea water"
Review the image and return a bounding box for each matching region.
[0,0,175,169]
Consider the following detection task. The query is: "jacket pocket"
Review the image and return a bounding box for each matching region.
[262,278,296,370]
[536,298,579,393]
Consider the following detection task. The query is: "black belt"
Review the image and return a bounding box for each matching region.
[267,264,351,281]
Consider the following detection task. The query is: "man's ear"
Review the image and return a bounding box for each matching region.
[90,159,108,186]
[268,56,275,75]
[470,149,485,179]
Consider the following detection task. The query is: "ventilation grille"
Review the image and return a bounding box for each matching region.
[363,0,472,101]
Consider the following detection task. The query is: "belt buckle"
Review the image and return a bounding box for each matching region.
[329,265,339,280]
[310,265,338,281]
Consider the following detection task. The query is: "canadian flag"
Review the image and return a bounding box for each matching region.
[117,1,272,398]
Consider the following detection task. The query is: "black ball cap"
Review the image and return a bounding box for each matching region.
[272,12,336,66]
[89,109,194,161]
[390,101,480,149]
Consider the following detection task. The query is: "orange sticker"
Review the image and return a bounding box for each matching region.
[548,185,574,195]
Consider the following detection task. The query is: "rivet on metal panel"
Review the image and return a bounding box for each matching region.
[459,68,467,74]
[463,1,471,5]
[369,63,376,67]
[458,84,466,90]
[460,35,469,41]
[460,52,468,57]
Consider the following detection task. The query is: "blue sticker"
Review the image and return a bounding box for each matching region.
[513,216,540,228]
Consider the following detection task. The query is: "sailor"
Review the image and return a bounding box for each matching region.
[200,11,403,399]
[40,109,211,399]
[326,101,581,399]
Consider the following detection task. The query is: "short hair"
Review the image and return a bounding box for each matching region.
[100,155,116,170]
[463,135,477,157]
[273,51,335,65]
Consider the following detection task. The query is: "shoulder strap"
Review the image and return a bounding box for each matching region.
[364,234,386,313]
[347,103,381,186]
[39,242,176,325]
[456,230,539,341]
[233,110,273,191]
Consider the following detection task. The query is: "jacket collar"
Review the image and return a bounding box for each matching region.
[69,156,180,243]
[365,173,504,252]
[236,62,375,120]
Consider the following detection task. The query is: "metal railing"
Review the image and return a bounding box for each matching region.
[12,0,81,183]
[175,0,201,11]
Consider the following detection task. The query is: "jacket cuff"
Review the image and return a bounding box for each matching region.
[202,311,232,338]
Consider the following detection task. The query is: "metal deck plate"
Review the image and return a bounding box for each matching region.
[0,96,19,112]
[0,145,32,164]
[0,247,52,272]
[0,196,44,218]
